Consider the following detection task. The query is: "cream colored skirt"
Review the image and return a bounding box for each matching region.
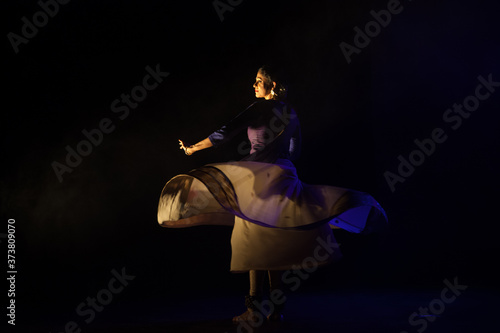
[157,160,386,272]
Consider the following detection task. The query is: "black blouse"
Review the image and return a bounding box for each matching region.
[208,100,301,163]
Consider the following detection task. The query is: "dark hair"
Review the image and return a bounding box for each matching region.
[258,65,288,101]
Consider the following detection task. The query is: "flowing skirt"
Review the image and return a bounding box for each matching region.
[157,160,387,271]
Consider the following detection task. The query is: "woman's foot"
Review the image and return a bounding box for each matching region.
[232,309,262,323]
[233,295,264,324]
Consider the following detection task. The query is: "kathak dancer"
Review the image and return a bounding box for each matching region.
[157,65,387,324]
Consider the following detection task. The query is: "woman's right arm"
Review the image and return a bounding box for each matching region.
[179,101,259,156]
[179,137,213,155]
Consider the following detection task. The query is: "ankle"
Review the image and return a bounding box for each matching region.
[245,294,262,311]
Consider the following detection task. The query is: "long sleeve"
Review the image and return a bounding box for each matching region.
[208,102,259,147]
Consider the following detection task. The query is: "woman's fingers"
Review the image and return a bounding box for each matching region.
[179,140,190,155]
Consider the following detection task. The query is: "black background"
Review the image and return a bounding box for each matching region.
[3,0,500,331]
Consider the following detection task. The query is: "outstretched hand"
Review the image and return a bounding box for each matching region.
[179,137,212,156]
[179,139,192,155]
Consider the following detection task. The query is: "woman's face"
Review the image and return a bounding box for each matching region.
[253,70,275,99]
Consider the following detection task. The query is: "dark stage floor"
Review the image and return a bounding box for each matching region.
[28,287,496,333]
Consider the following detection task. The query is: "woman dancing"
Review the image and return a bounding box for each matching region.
[157,65,387,324]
